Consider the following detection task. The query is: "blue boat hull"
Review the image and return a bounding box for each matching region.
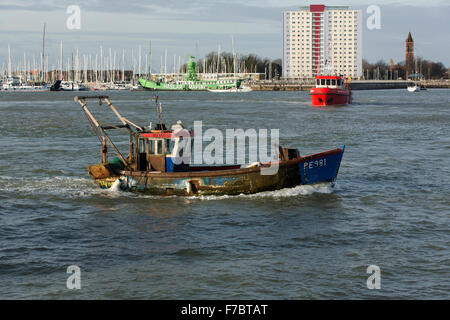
[299,145,345,185]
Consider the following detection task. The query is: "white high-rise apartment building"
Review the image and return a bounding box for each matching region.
[282,4,362,79]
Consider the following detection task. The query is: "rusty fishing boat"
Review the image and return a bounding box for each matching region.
[75,95,345,196]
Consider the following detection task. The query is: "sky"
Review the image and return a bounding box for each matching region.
[0,0,449,72]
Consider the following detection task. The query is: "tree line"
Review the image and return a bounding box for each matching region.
[362,58,447,80]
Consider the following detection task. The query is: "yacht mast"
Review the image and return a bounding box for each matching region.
[148,41,152,80]
[217,44,221,75]
[232,35,236,77]
[100,46,103,82]
[138,45,142,79]
[41,23,46,82]
[59,40,63,80]
[164,48,167,75]
[122,49,125,82]
[7,44,11,77]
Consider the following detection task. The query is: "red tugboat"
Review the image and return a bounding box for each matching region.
[310,75,352,106]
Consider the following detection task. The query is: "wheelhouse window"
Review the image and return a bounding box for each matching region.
[165,139,174,155]
[326,79,331,86]
[139,139,146,153]
[157,140,163,154]
[149,139,164,155]
[331,79,336,86]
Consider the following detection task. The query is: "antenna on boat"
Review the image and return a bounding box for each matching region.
[153,95,165,130]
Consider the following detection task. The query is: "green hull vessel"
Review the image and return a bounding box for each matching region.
[139,55,242,91]
[139,78,241,91]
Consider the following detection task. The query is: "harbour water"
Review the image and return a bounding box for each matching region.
[0,89,449,299]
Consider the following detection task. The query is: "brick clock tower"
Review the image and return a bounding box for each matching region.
[405,32,414,77]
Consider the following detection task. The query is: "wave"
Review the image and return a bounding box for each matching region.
[0,174,335,201]
[0,175,101,198]
[188,183,335,201]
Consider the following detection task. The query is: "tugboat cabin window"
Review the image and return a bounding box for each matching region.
[337,79,341,86]
[326,79,331,86]
[331,79,336,86]
[321,79,325,86]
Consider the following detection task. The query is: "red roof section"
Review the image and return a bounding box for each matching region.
[310,5,325,12]
[140,129,194,138]
[140,132,173,138]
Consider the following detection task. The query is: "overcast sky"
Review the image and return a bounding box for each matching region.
[0,0,449,72]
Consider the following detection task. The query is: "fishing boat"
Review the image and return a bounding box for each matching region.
[139,56,242,91]
[310,75,352,106]
[75,95,345,196]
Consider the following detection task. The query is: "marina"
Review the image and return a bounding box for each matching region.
[0,0,449,303]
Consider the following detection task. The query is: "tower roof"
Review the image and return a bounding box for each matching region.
[406,32,413,42]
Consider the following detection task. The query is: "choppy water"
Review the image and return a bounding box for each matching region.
[0,89,449,299]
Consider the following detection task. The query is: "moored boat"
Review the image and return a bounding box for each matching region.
[310,75,352,106]
[207,85,253,93]
[60,81,88,91]
[75,96,345,196]
[407,84,420,92]
[139,56,242,91]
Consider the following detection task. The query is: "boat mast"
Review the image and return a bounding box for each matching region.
[131,48,135,84]
[100,46,103,82]
[7,44,11,77]
[122,48,125,82]
[109,48,112,83]
[59,40,63,80]
[32,54,36,82]
[217,44,221,76]
[95,54,98,83]
[41,23,46,83]
[232,35,236,77]
[164,48,167,76]
[148,41,152,81]
[173,54,176,74]
[138,45,142,80]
